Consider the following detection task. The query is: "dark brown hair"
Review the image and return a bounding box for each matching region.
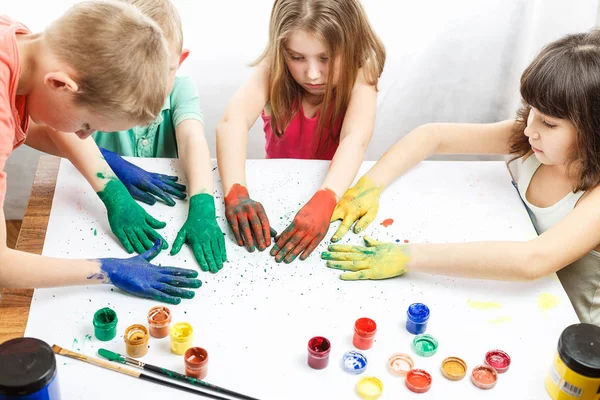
[509,30,600,192]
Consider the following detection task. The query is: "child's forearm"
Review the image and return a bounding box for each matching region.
[47,130,114,191]
[176,120,213,196]
[366,124,440,189]
[409,241,540,281]
[320,134,369,198]
[0,248,103,288]
[216,120,248,194]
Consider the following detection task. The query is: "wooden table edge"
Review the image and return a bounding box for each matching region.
[0,155,60,344]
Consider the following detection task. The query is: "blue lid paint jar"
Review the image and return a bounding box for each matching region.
[406,303,430,335]
[0,338,61,400]
[342,351,368,374]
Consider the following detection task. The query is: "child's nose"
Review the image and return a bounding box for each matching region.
[307,61,321,81]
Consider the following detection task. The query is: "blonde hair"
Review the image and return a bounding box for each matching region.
[44,0,170,125]
[254,0,386,144]
[121,0,184,52]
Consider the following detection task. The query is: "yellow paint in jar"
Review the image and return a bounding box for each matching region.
[545,323,600,400]
[170,322,194,355]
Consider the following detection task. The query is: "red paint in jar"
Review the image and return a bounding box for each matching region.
[307,336,331,370]
[184,347,209,380]
[353,318,377,350]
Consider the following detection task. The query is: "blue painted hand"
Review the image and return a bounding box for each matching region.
[98,239,202,304]
[100,147,187,206]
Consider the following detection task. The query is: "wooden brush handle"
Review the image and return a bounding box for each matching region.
[53,345,140,378]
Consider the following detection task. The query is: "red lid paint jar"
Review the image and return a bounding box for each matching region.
[485,349,511,373]
[124,324,149,359]
[405,369,432,393]
[184,347,208,380]
[307,336,331,370]
[353,318,377,350]
[147,306,172,339]
[471,365,498,390]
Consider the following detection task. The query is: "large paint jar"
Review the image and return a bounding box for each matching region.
[545,323,600,400]
[0,338,61,400]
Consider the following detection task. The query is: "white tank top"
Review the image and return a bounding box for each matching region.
[514,154,600,325]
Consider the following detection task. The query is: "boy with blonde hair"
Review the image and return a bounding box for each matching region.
[0,0,201,304]
[93,0,227,274]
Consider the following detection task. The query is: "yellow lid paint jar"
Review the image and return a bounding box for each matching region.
[170,322,194,355]
[545,323,600,400]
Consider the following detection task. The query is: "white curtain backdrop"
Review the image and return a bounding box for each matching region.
[3,0,598,218]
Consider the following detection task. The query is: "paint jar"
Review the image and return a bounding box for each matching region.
[412,333,438,357]
[307,336,331,370]
[342,351,368,374]
[93,307,118,341]
[387,353,414,377]
[353,318,377,350]
[406,303,430,335]
[124,324,149,358]
[545,323,600,400]
[0,338,61,400]
[147,306,172,339]
[405,369,432,393]
[170,322,194,355]
[471,365,498,390]
[184,347,209,380]
[485,349,511,373]
[441,356,467,381]
[356,377,383,400]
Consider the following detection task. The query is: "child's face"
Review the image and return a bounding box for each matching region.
[27,82,137,139]
[283,30,340,96]
[524,107,577,166]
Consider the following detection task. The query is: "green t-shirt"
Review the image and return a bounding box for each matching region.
[92,75,203,158]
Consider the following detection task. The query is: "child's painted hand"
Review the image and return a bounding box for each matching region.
[99,239,202,305]
[224,184,271,252]
[271,188,337,263]
[330,176,382,242]
[100,147,186,206]
[97,179,168,254]
[170,194,227,273]
[321,236,410,280]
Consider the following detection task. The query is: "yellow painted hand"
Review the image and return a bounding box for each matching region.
[330,176,382,242]
[321,236,410,280]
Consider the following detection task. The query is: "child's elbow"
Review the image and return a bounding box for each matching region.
[519,245,556,281]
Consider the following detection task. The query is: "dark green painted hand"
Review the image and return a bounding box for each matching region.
[170,193,227,273]
[97,179,168,254]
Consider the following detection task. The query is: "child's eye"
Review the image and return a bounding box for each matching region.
[291,56,303,61]
[542,120,556,128]
[320,57,329,62]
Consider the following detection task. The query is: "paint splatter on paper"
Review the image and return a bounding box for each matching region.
[488,316,512,325]
[380,218,394,227]
[467,299,503,310]
[537,293,559,312]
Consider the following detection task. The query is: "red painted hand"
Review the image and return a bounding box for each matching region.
[224,184,271,252]
[271,188,337,263]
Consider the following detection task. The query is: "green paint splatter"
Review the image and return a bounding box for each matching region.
[94,229,97,236]
[71,338,80,351]
[97,172,106,179]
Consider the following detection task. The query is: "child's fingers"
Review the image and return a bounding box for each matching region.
[331,214,357,242]
[143,182,175,206]
[135,228,155,250]
[326,244,369,253]
[285,234,312,263]
[140,239,163,262]
[129,185,157,206]
[203,243,218,273]
[354,208,378,233]
[273,225,296,254]
[364,236,384,247]
[325,260,369,271]
[146,213,167,229]
[145,288,181,305]
[156,180,186,200]
[248,208,266,251]
[156,265,200,279]
[330,206,343,222]
[238,214,255,252]
[170,230,186,256]
[158,174,180,182]
[321,251,366,261]
[339,270,371,281]
[299,236,323,261]
[160,179,187,193]
[155,283,196,300]
[192,243,209,272]
[226,213,243,246]
[125,229,145,254]
[114,228,134,254]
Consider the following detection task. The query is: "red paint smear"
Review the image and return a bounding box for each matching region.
[381,218,394,227]
[404,239,409,243]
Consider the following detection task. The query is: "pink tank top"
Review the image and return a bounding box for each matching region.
[261,102,342,160]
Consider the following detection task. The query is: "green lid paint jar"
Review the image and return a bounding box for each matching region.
[412,334,438,357]
[93,308,118,341]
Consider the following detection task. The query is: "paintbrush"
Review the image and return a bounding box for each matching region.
[52,345,229,399]
[98,349,261,400]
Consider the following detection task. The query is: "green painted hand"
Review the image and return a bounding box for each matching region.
[97,179,167,254]
[170,194,227,273]
[321,236,410,280]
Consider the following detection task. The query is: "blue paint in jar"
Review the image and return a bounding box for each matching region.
[342,351,368,374]
[0,338,61,400]
[406,303,430,335]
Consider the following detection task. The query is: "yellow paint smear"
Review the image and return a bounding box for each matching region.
[537,293,559,311]
[467,299,503,310]
[488,316,513,325]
